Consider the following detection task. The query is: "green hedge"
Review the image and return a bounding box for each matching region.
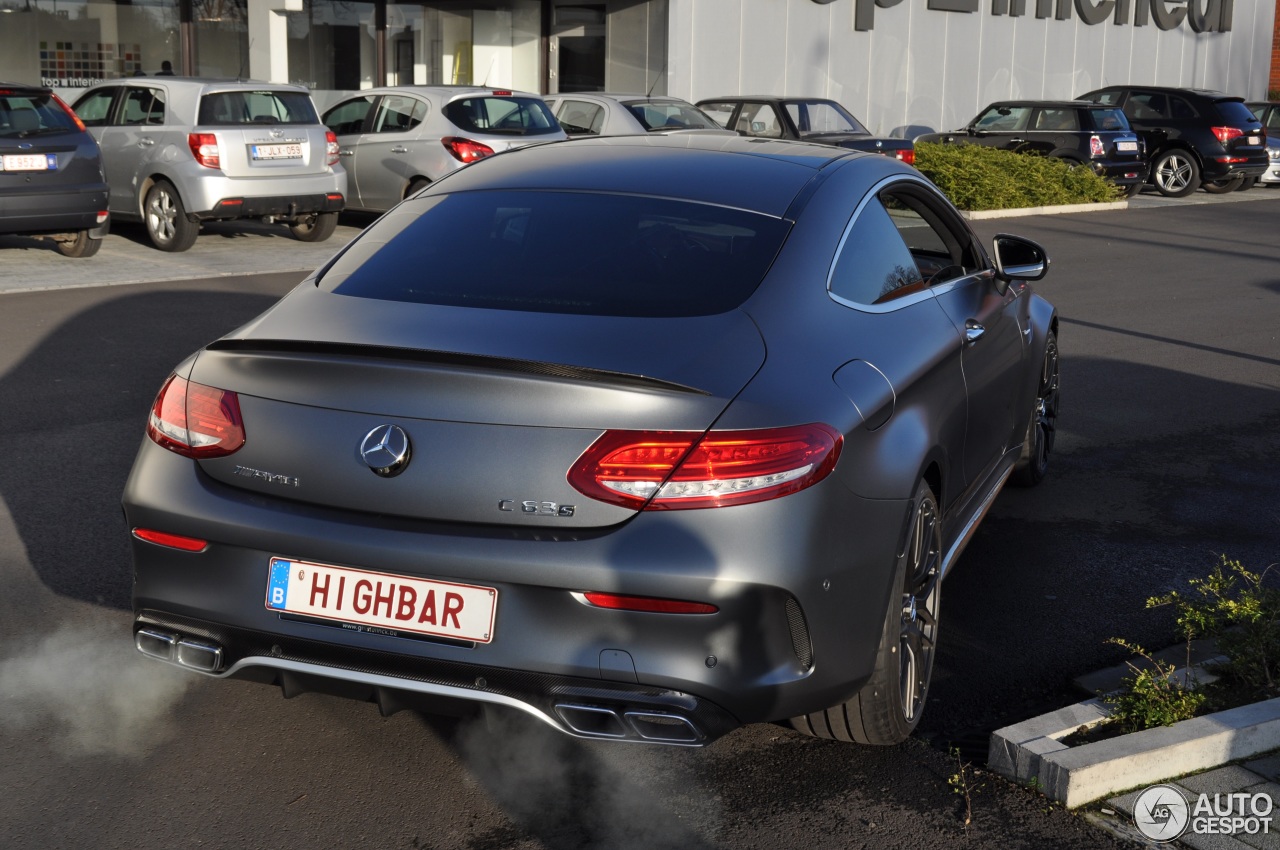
[913,141,1124,211]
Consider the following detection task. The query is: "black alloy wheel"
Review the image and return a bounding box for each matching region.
[1012,330,1059,486]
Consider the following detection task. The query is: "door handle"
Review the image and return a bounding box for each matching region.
[138,138,155,146]
[339,149,354,156]
[964,321,986,346]
[391,146,409,154]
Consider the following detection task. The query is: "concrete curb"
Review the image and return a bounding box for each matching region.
[960,200,1130,220]
[989,695,1280,809]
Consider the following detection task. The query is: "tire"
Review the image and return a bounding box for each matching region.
[1122,182,1145,199]
[1202,175,1242,195]
[405,178,429,199]
[789,479,942,745]
[1011,330,1059,487]
[1235,176,1258,192]
[289,210,339,243]
[144,181,199,252]
[1151,150,1200,197]
[54,230,102,258]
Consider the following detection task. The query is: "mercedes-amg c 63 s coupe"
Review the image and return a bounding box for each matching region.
[124,134,1057,747]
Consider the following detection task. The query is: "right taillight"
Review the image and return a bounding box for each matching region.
[442,136,495,164]
[188,133,220,169]
[1212,126,1243,145]
[326,130,339,166]
[1089,134,1105,157]
[569,424,842,510]
[146,374,245,458]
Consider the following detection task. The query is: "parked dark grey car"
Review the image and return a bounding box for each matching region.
[124,136,1056,747]
[915,100,1148,196]
[0,82,109,257]
[1077,85,1267,196]
[695,96,915,164]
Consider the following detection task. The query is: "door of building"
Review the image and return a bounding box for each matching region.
[551,3,606,93]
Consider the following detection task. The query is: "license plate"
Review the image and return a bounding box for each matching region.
[1117,141,1138,152]
[266,557,497,643]
[1248,136,1261,146]
[250,143,303,161]
[1,154,56,171]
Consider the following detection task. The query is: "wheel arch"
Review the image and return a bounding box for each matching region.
[1150,141,1203,169]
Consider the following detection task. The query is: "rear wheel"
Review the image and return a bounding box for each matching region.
[1123,182,1145,199]
[790,479,941,745]
[54,230,102,258]
[405,178,429,199]
[1012,330,1059,487]
[1202,175,1243,194]
[289,211,339,243]
[1151,150,1200,197]
[1235,176,1259,191]
[144,181,198,252]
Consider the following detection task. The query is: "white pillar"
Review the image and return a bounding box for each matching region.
[248,0,304,84]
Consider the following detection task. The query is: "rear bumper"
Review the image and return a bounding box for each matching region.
[171,168,347,219]
[0,184,109,235]
[204,192,345,220]
[1200,152,1269,181]
[1094,160,1149,186]
[123,438,910,743]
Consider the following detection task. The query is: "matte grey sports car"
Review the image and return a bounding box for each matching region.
[124,134,1057,747]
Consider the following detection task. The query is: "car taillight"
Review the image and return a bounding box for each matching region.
[146,374,245,458]
[1212,126,1243,145]
[326,130,339,166]
[896,148,915,165]
[442,136,495,164]
[580,592,718,614]
[188,133,220,169]
[51,92,87,132]
[1089,134,1105,157]
[132,528,208,552]
[568,424,842,510]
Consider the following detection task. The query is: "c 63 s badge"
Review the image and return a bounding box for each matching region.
[499,499,576,517]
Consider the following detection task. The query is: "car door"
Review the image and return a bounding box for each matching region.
[97,85,167,215]
[73,86,129,212]
[878,183,1029,490]
[322,94,376,207]
[1024,107,1080,156]
[352,93,429,211]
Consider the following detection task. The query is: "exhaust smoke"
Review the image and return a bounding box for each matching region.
[0,616,194,757]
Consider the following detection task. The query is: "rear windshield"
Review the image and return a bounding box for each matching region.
[442,97,561,136]
[320,190,791,317]
[0,91,80,137]
[1214,100,1262,126]
[1084,108,1130,131]
[624,101,723,131]
[198,90,319,126]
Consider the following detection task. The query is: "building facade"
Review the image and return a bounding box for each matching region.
[1,0,1274,133]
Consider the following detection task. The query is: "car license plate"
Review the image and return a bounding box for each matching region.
[250,143,303,161]
[1248,136,1261,146]
[265,557,497,643]
[1117,141,1138,152]
[1,154,56,171]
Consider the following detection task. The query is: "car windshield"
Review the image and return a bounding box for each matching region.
[0,91,80,137]
[623,101,722,131]
[198,90,319,125]
[320,190,792,317]
[785,101,869,136]
[442,96,561,136]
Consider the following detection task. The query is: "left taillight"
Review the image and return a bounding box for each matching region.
[442,136,495,164]
[188,133,220,169]
[326,130,339,166]
[569,424,842,511]
[1089,134,1105,158]
[146,374,245,459]
[895,148,915,165]
[1212,126,1244,145]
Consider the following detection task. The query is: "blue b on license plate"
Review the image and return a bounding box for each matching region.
[266,557,496,643]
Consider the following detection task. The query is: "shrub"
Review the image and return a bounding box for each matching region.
[1103,638,1205,734]
[913,141,1123,211]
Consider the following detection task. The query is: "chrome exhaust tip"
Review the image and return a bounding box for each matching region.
[135,628,223,673]
[625,711,702,744]
[554,703,629,738]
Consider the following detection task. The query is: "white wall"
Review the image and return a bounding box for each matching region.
[668,0,1277,138]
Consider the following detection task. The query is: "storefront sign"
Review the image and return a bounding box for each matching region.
[811,0,1233,32]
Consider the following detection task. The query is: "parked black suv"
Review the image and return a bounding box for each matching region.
[0,82,109,257]
[915,100,1148,196]
[1077,86,1267,197]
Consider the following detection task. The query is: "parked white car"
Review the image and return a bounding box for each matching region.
[322,86,566,213]
[73,78,345,252]
[542,93,736,138]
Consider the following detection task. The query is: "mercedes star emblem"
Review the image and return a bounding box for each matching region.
[359,424,412,477]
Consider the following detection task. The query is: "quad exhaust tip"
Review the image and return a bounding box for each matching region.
[135,628,223,673]
[555,703,703,744]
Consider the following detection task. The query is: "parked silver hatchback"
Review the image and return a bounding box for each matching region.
[73,78,346,252]
[322,86,565,213]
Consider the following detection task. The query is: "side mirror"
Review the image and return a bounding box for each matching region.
[992,234,1049,282]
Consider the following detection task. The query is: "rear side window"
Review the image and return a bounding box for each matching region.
[321,190,792,317]
[324,96,375,135]
[0,91,81,136]
[442,97,560,136]
[198,91,319,126]
[122,87,165,125]
[555,100,605,135]
[1085,108,1129,131]
[373,95,427,133]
